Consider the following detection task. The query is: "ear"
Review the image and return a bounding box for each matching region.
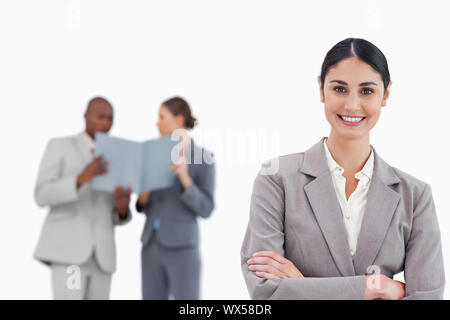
[381,80,392,107]
[175,114,185,128]
[318,76,325,103]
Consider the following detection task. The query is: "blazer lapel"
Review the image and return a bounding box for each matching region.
[353,148,400,275]
[74,131,93,165]
[301,137,356,276]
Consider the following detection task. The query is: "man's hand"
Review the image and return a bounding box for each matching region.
[247,251,304,279]
[77,154,109,188]
[114,185,131,218]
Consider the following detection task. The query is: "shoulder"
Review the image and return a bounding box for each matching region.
[200,146,214,160]
[42,134,80,157]
[249,152,304,197]
[372,147,431,206]
[190,142,215,165]
[259,152,305,177]
[390,166,431,204]
[45,134,77,148]
[391,166,428,189]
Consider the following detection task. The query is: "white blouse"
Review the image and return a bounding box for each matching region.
[323,139,374,258]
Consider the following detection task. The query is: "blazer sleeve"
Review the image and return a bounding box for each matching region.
[401,184,445,299]
[180,158,216,218]
[241,167,367,300]
[34,138,79,207]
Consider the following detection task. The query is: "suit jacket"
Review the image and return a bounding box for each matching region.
[34,132,131,274]
[241,137,445,299]
[137,138,215,248]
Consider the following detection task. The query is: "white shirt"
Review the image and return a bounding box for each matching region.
[323,139,374,258]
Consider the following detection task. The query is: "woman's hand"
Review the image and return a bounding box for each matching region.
[247,251,304,279]
[364,274,405,300]
[137,191,151,208]
[379,275,405,300]
[170,162,192,189]
[170,141,192,189]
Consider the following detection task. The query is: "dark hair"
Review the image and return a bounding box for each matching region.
[162,96,197,129]
[320,38,390,91]
[86,96,112,113]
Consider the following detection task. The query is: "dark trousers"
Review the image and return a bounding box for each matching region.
[141,231,201,300]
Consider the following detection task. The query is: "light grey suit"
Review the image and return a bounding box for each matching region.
[34,132,131,299]
[137,138,215,299]
[241,137,445,300]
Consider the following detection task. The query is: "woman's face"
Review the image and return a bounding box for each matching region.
[157,105,184,136]
[319,56,391,141]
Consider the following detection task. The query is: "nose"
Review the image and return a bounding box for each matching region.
[344,92,361,113]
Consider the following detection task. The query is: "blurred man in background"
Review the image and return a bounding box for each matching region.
[33,96,131,300]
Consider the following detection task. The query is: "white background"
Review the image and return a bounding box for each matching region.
[0,0,449,299]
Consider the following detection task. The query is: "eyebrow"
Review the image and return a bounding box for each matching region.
[329,80,378,86]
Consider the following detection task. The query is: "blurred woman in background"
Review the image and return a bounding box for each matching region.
[136,96,216,300]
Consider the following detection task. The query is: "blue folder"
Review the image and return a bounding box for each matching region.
[92,133,179,194]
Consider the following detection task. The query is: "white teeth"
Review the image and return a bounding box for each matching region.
[341,115,364,122]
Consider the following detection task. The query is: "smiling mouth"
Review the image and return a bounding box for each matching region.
[338,114,366,123]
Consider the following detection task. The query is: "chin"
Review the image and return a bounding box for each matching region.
[339,130,367,140]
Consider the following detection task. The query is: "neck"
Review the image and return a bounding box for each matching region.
[170,129,190,143]
[85,130,95,141]
[326,131,371,174]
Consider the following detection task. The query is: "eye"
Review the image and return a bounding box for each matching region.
[361,88,374,95]
[333,86,346,93]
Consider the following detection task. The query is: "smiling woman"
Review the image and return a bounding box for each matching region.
[319,38,391,142]
[241,38,445,300]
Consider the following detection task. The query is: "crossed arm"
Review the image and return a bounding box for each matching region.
[242,172,444,300]
[246,250,404,300]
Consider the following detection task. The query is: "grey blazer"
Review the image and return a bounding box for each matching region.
[34,132,131,274]
[137,138,215,248]
[241,137,445,299]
